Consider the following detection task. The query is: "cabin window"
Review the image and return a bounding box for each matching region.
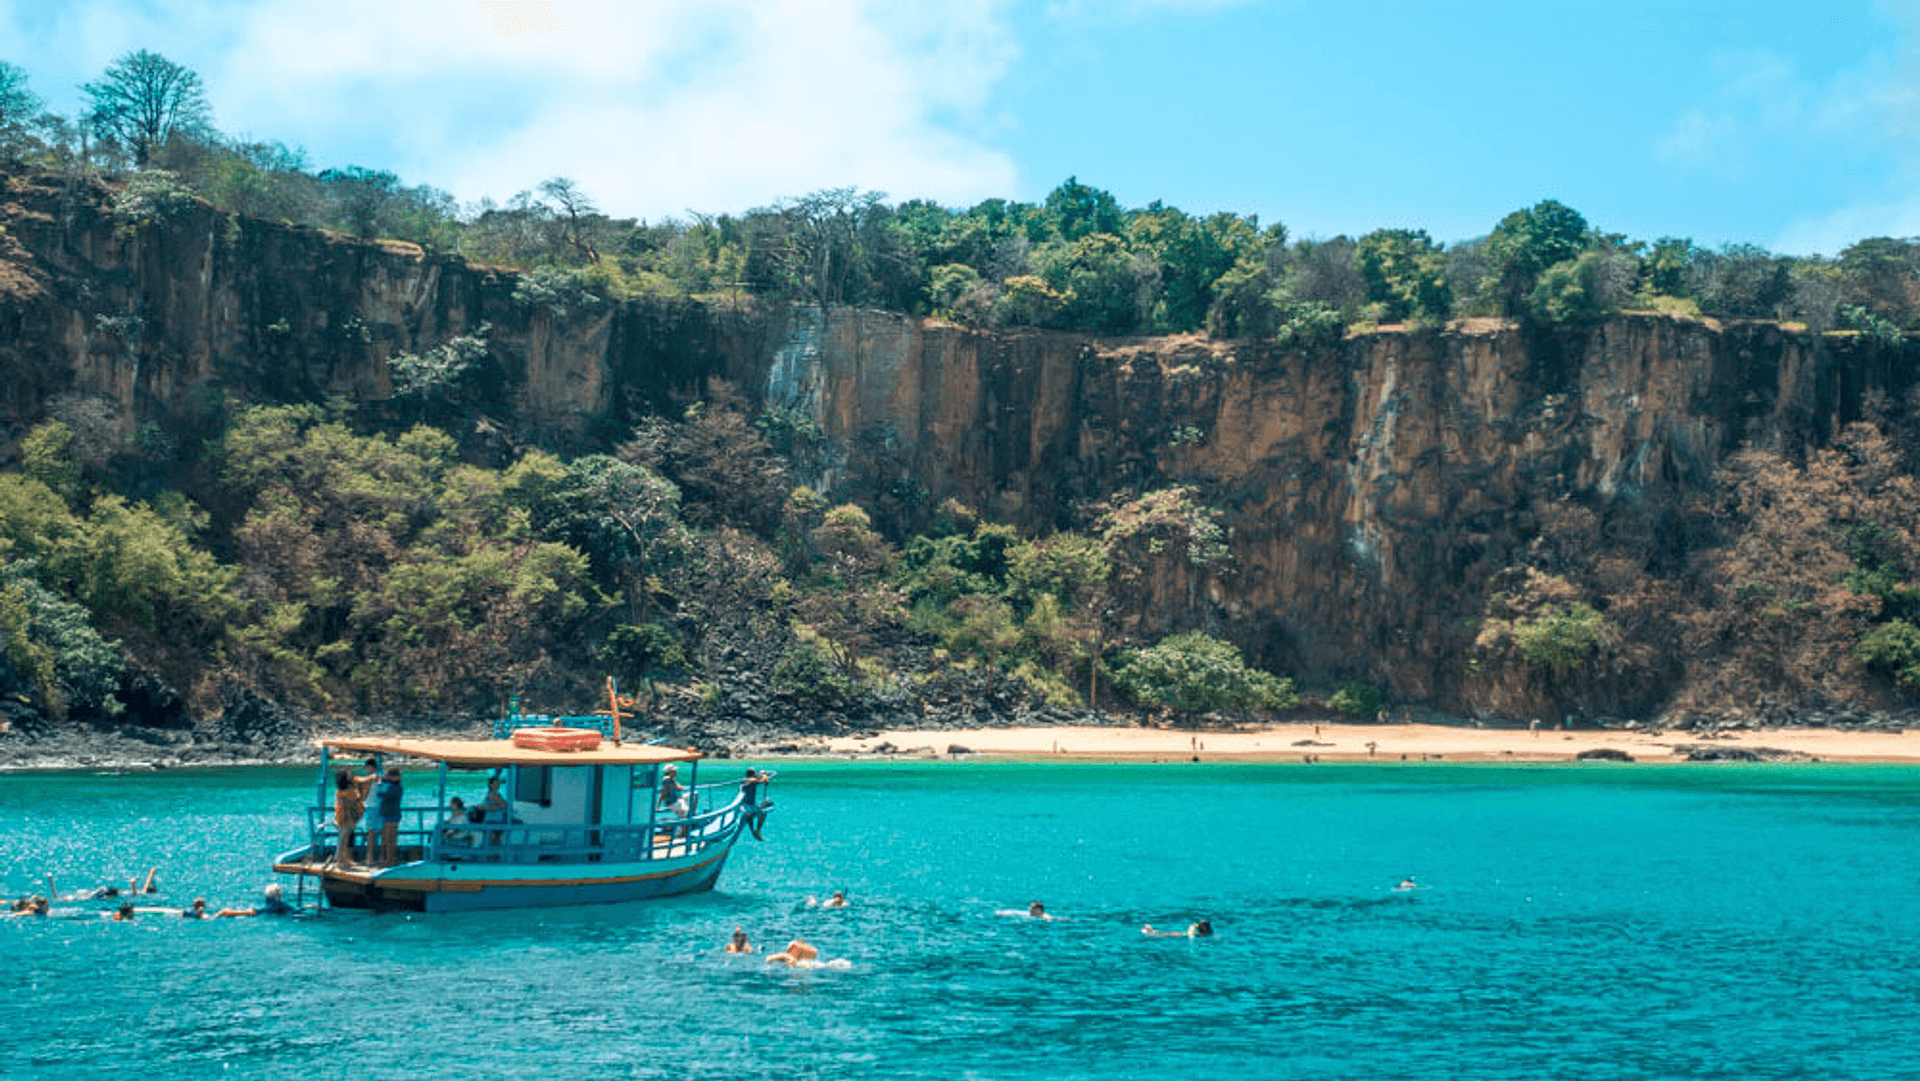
[514,766,553,807]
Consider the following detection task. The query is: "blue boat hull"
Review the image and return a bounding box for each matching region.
[302,835,739,913]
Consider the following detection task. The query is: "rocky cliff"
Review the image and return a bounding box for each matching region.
[5,169,1915,723]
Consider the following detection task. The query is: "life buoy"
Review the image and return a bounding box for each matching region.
[510,726,603,752]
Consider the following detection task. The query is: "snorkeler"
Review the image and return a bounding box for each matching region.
[1142,919,1213,938]
[214,884,299,918]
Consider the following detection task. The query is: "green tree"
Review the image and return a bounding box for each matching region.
[1645,236,1701,297]
[1356,228,1452,323]
[1484,199,1590,314]
[82,50,212,166]
[1041,176,1123,241]
[0,60,45,163]
[1032,232,1152,333]
[1112,631,1298,712]
[388,323,491,404]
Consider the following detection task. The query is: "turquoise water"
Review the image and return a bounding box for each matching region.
[3,761,1919,1079]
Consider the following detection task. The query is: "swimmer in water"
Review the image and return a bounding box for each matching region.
[215,884,298,918]
[1394,876,1419,891]
[1142,919,1213,938]
[1028,901,1053,920]
[111,902,135,921]
[726,927,755,954]
[810,890,848,909]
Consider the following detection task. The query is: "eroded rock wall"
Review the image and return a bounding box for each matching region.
[5,170,1915,718]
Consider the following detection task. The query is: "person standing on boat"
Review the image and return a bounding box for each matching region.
[332,767,377,870]
[373,767,404,866]
[739,768,773,840]
[355,758,382,864]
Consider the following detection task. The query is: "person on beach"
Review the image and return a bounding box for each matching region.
[215,884,298,918]
[726,927,755,953]
[332,766,377,869]
[738,768,773,840]
[373,766,405,866]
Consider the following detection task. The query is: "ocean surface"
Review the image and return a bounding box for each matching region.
[2,759,1918,1079]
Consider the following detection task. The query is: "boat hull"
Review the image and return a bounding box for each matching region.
[286,838,738,913]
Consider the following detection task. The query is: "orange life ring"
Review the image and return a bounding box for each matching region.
[510,726,603,752]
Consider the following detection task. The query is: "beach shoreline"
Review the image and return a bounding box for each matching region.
[809,722,1920,764]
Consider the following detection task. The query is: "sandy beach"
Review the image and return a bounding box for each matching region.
[821,722,1920,763]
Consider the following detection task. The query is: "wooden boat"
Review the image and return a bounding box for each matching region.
[271,722,767,913]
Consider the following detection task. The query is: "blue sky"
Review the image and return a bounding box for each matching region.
[4,0,1918,254]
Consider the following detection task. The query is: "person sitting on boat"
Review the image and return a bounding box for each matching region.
[439,798,474,847]
[331,767,378,870]
[658,765,688,818]
[739,768,773,840]
[726,927,755,954]
[215,884,299,918]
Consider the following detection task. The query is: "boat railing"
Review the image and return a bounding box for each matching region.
[304,795,745,867]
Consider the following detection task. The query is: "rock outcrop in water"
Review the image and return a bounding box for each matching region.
[3,168,1918,741]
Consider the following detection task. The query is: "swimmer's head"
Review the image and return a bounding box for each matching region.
[264,884,284,901]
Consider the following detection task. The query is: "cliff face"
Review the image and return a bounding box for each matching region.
[0,172,763,466]
[4,171,1914,720]
[761,309,1916,717]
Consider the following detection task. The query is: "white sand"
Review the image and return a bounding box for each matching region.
[816,722,1920,763]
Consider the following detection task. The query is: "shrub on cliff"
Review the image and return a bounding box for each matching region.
[1111,631,1298,713]
[1475,568,1612,671]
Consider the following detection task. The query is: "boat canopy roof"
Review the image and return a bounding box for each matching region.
[317,736,701,769]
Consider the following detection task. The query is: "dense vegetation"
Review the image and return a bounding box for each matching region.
[0,394,1299,726]
[4,52,1918,344]
[6,50,1920,734]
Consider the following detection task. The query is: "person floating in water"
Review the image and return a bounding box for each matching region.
[726,927,755,954]
[9,896,49,917]
[809,890,848,909]
[111,902,135,922]
[181,897,209,919]
[1028,901,1053,920]
[215,884,299,918]
[1142,919,1213,938]
[1393,876,1420,891]
[765,940,851,969]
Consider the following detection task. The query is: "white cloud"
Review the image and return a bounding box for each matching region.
[190,0,1023,217]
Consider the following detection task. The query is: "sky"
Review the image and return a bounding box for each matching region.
[4,0,1919,255]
